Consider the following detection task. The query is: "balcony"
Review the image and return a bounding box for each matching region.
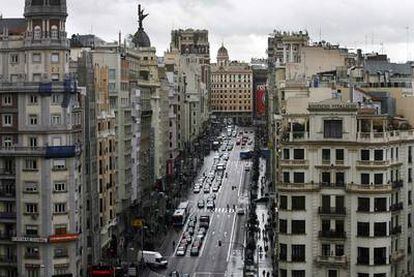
[319,230,346,239]
[45,146,79,159]
[318,206,346,216]
[280,159,309,168]
[0,187,15,200]
[0,79,75,94]
[0,168,15,178]
[316,255,347,268]
[0,212,16,222]
[281,131,309,142]
[0,255,16,266]
[391,250,405,263]
[24,252,40,259]
[392,180,403,189]
[357,130,414,143]
[391,225,402,235]
[278,182,319,192]
[320,182,345,189]
[346,183,392,194]
[390,202,403,212]
[356,160,390,169]
[0,146,46,157]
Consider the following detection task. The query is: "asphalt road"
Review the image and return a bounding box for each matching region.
[147,127,255,277]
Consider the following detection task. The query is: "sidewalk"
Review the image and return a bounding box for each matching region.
[254,158,273,277]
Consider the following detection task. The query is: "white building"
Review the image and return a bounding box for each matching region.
[277,99,414,277]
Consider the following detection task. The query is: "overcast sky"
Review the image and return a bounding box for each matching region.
[4,0,414,62]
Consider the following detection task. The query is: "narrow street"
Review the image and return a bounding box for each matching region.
[139,126,255,276]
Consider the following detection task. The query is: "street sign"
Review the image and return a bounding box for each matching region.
[131,218,144,229]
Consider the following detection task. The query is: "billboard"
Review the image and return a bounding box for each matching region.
[255,85,266,115]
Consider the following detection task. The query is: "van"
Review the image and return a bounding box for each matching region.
[137,251,168,268]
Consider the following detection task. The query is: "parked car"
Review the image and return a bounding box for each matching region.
[197,200,205,208]
[190,246,200,256]
[206,200,215,210]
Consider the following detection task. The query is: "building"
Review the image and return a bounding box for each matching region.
[210,44,253,125]
[0,0,82,276]
[170,29,210,64]
[277,98,414,277]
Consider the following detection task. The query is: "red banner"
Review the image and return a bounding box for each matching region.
[256,86,266,115]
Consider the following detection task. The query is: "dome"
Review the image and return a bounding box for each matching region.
[217,45,228,57]
[132,29,151,48]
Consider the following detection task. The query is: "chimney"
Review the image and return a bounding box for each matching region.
[357,49,362,67]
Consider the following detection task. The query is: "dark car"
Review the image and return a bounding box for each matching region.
[190,246,200,256]
[169,271,180,277]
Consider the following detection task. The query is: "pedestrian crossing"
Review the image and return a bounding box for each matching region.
[202,207,236,213]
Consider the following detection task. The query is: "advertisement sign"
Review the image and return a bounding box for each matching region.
[256,85,266,115]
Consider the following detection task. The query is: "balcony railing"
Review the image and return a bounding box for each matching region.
[320,182,345,189]
[390,202,403,212]
[0,212,16,219]
[346,183,392,193]
[391,225,402,235]
[278,182,319,192]
[0,146,46,157]
[392,180,404,189]
[319,230,346,239]
[316,255,347,267]
[318,206,346,215]
[0,255,16,264]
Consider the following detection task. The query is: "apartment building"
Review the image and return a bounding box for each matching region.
[277,99,413,277]
[210,45,253,125]
[0,0,82,276]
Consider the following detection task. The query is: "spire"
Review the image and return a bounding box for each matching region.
[132,3,151,48]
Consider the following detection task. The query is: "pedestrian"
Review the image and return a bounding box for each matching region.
[263,270,266,276]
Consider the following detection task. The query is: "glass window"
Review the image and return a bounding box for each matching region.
[25,203,38,214]
[361,173,370,185]
[357,222,370,237]
[336,149,344,161]
[29,115,38,125]
[374,149,383,161]
[283,172,290,183]
[279,244,287,261]
[279,219,287,234]
[2,114,12,126]
[374,198,387,212]
[292,270,305,277]
[361,149,370,160]
[291,245,305,262]
[291,220,306,234]
[374,247,386,265]
[374,222,387,236]
[109,69,116,80]
[357,247,369,265]
[51,53,59,63]
[54,203,66,214]
[358,197,370,212]
[293,149,304,160]
[24,159,37,170]
[54,182,66,192]
[292,196,305,210]
[51,114,61,125]
[24,182,38,193]
[54,224,67,235]
[324,120,342,138]
[293,172,305,183]
[25,225,38,236]
[283,149,290,159]
[374,173,383,185]
[2,95,12,105]
[280,195,287,210]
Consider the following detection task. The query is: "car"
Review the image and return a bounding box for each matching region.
[185,235,192,245]
[192,239,202,249]
[193,186,201,193]
[188,220,196,228]
[206,201,215,209]
[237,207,245,215]
[212,186,219,192]
[209,194,217,200]
[196,232,205,240]
[169,271,180,277]
[190,246,200,256]
[236,139,241,145]
[203,187,210,193]
[176,246,186,256]
[197,200,205,208]
[187,227,194,235]
[227,145,233,151]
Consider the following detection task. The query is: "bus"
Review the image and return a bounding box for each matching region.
[172,201,189,227]
[240,151,253,160]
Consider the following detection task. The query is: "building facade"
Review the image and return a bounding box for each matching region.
[277,99,413,277]
[210,45,253,125]
[0,0,82,276]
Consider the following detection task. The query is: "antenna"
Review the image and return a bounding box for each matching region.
[319,26,322,42]
[406,26,410,61]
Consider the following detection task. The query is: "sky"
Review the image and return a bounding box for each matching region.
[4,0,414,63]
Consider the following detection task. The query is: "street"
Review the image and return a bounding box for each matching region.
[141,126,255,276]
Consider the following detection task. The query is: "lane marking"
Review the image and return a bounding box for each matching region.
[226,213,237,262]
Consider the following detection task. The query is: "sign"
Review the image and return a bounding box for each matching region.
[48,233,79,243]
[12,237,48,243]
[131,218,144,229]
[255,85,266,115]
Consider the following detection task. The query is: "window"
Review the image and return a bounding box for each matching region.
[109,83,116,92]
[25,203,38,214]
[410,191,412,205]
[409,213,412,228]
[54,182,66,192]
[280,195,287,210]
[374,247,386,265]
[361,149,370,161]
[324,120,342,138]
[336,149,344,161]
[29,137,38,148]
[10,54,19,64]
[374,149,383,161]
[293,172,305,183]
[32,53,41,63]
[357,247,369,265]
[54,246,68,258]
[336,172,345,185]
[2,95,12,105]
[54,224,67,235]
[358,197,370,212]
[283,149,290,160]
[374,173,383,185]
[291,244,305,262]
[373,274,386,277]
[51,53,59,63]
[24,159,38,170]
[336,244,344,256]
[2,114,12,126]
[29,95,38,104]
[52,94,61,104]
[51,114,61,125]
[24,182,38,193]
[292,270,305,277]
[292,196,305,210]
[53,159,65,170]
[374,222,387,236]
[361,173,370,185]
[33,26,41,40]
[409,146,412,163]
[322,149,331,162]
[321,172,331,185]
[54,203,66,214]
[29,115,38,125]
[328,270,337,277]
[50,25,58,39]
[280,269,287,277]
[3,137,12,147]
[279,244,287,260]
[358,274,369,277]
[283,172,290,183]
[357,222,370,237]
[25,225,38,236]
[322,244,330,256]
[279,219,287,233]
[293,149,304,160]
[291,220,306,234]
[374,198,387,212]
[109,69,116,80]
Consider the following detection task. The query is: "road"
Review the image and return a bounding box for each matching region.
[145,126,255,276]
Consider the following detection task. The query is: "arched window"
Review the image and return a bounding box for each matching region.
[51,25,58,39]
[34,26,41,40]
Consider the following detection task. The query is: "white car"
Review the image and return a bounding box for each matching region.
[176,246,186,256]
